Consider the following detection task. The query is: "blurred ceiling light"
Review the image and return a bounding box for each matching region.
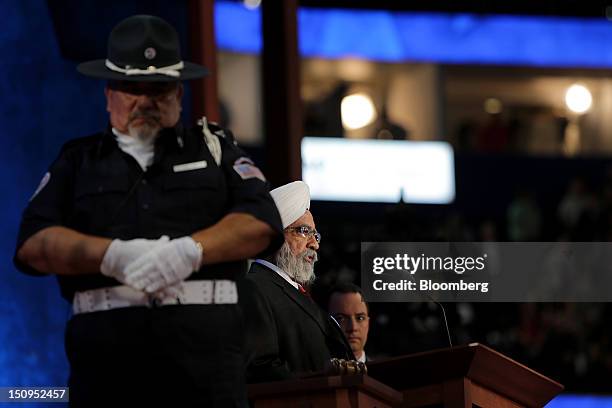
[243,0,261,10]
[565,84,592,114]
[341,93,377,130]
[484,97,503,114]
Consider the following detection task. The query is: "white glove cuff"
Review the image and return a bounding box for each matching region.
[100,239,123,277]
[180,237,203,271]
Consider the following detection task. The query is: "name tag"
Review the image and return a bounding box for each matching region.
[173,160,208,173]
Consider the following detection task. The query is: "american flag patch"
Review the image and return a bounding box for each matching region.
[233,157,266,182]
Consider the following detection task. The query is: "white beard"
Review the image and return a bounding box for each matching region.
[275,241,318,286]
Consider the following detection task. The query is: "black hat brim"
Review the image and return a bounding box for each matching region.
[77,59,209,82]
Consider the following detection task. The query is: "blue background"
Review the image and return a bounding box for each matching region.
[0,0,190,398]
[1,0,100,390]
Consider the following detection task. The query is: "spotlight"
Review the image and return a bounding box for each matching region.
[484,98,502,114]
[565,84,592,114]
[341,93,377,130]
[243,0,261,10]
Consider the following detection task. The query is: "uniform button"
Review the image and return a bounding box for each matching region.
[142,203,150,210]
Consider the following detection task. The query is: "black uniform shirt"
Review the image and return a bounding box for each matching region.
[14,123,283,301]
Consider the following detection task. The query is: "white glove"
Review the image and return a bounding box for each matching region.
[124,236,203,293]
[100,236,170,284]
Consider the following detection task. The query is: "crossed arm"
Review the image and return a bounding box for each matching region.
[17,212,275,277]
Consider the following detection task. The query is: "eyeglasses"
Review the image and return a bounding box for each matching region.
[285,225,321,243]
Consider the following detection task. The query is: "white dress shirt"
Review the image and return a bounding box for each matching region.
[253,259,299,290]
[357,352,367,363]
[112,128,155,171]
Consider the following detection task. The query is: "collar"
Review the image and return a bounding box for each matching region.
[112,127,155,148]
[254,259,299,291]
[357,352,366,363]
[97,123,186,158]
[97,125,119,157]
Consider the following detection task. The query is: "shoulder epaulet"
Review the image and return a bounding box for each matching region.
[203,120,238,146]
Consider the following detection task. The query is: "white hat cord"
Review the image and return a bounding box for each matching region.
[105,59,184,78]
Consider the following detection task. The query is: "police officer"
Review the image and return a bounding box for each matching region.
[14,15,282,407]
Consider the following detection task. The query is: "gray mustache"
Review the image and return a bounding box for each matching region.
[303,249,318,263]
[128,110,161,123]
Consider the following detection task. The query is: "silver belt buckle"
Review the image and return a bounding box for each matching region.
[147,293,161,308]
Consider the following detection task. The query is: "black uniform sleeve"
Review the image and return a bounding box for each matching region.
[214,127,284,256]
[13,142,77,275]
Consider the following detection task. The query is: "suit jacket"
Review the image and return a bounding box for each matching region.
[240,261,354,383]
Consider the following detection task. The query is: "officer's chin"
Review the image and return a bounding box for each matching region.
[128,122,161,142]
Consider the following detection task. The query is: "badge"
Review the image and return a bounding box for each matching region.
[233,157,266,182]
[173,160,208,172]
[144,47,156,60]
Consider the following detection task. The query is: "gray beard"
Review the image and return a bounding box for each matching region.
[128,122,161,143]
[128,110,162,142]
[275,241,318,286]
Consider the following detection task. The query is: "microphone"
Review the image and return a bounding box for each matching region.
[429,297,453,348]
[408,274,453,348]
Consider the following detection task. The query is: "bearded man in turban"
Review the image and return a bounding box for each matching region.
[240,181,354,383]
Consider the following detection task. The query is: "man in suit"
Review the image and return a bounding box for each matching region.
[328,283,370,363]
[241,181,354,383]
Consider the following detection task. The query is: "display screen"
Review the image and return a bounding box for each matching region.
[302,137,455,204]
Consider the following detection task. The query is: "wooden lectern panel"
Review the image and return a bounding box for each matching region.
[248,344,563,407]
[367,343,563,408]
[248,374,403,408]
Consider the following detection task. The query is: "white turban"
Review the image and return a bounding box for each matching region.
[270,181,311,228]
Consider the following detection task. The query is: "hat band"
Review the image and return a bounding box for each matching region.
[105,59,184,78]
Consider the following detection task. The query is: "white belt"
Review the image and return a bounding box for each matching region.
[72,280,238,315]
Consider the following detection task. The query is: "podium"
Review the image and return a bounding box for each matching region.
[248,343,563,408]
[366,343,564,407]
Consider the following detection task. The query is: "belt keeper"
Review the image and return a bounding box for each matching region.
[211,280,216,305]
